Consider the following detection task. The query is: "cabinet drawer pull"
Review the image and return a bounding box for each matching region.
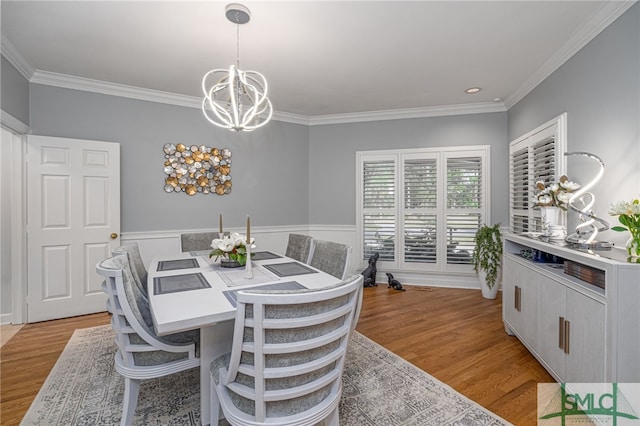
[559,317,565,350]
[564,320,571,354]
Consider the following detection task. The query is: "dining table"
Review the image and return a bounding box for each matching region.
[147,249,342,425]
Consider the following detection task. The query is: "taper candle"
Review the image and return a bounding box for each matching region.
[219,213,223,233]
[246,215,250,242]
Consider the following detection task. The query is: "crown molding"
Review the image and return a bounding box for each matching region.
[271,111,309,126]
[307,102,507,126]
[29,69,505,125]
[504,1,636,109]
[31,70,204,108]
[0,34,35,80]
[1,109,30,134]
[29,70,311,126]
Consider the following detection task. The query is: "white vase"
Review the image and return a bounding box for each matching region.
[540,206,562,236]
[479,269,500,299]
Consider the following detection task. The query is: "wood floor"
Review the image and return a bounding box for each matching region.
[0,285,552,425]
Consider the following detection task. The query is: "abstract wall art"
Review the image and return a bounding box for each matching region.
[163,143,232,196]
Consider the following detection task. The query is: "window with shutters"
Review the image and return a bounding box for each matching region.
[509,113,567,234]
[356,146,489,273]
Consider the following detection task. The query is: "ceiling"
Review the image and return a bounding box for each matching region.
[0,1,635,122]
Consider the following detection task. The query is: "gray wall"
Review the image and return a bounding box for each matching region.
[508,3,640,248]
[29,85,310,232]
[308,112,509,226]
[21,3,640,240]
[1,55,30,125]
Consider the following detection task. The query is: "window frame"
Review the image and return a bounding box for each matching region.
[509,113,567,234]
[356,145,490,274]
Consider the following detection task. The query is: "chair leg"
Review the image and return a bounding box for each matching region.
[121,377,140,426]
[325,406,339,426]
[210,374,221,426]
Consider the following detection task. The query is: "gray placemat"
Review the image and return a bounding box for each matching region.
[250,251,283,261]
[157,258,199,271]
[262,261,318,277]
[153,273,210,295]
[222,281,306,307]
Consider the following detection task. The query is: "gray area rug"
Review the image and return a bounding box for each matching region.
[21,326,511,425]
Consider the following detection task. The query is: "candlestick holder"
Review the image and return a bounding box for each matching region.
[244,241,253,279]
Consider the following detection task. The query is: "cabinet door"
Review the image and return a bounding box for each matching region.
[502,256,538,347]
[518,266,539,349]
[538,275,567,380]
[502,256,521,334]
[565,289,605,382]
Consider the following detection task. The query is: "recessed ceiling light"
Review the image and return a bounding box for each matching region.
[465,87,481,94]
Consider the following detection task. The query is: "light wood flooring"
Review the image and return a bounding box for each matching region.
[0,285,552,425]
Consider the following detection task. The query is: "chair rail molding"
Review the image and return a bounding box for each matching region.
[122,224,480,289]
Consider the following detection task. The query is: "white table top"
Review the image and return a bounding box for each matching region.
[148,251,341,336]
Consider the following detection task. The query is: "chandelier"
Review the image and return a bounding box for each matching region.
[202,4,273,132]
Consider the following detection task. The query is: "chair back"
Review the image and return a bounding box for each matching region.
[112,243,148,299]
[97,255,199,368]
[180,231,218,252]
[309,240,352,279]
[97,255,199,425]
[284,233,314,263]
[213,274,363,425]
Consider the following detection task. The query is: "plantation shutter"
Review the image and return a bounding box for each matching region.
[531,136,556,231]
[446,156,483,264]
[357,146,489,274]
[362,159,396,261]
[510,146,530,233]
[509,113,566,234]
[403,158,437,264]
[533,136,555,189]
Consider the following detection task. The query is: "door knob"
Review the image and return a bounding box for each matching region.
[110,233,118,240]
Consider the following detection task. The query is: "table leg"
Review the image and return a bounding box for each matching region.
[200,320,234,425]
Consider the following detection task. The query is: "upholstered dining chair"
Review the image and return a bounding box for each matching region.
[96,254,200,426]
[284,233,314,263]
[180,231,219,252]
[308,240,352,280]
[209,274,363,426]
[113,243,148,298]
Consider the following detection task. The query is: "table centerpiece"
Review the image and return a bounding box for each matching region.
[210,232,256,267]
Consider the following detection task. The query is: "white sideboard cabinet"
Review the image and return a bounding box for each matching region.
[503,233,640,383]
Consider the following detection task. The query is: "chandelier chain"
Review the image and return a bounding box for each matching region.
[236,22,240,69]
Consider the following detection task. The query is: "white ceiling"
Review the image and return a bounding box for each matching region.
[1,1,635,122]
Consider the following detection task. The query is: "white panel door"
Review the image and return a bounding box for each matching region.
[27,135,120,322]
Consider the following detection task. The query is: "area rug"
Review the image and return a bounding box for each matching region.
[21,326,510,425]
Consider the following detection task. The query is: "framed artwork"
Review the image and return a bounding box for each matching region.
[163,144,232,196]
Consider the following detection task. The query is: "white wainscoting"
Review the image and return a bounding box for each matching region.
[122,224,481,290]
[1,224,484,325]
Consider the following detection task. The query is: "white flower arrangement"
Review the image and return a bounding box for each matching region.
[533,175,581,211]
[609,198,640,258]
[210,232,256,266]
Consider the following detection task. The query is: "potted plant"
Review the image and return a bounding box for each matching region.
[472,223,503,299]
